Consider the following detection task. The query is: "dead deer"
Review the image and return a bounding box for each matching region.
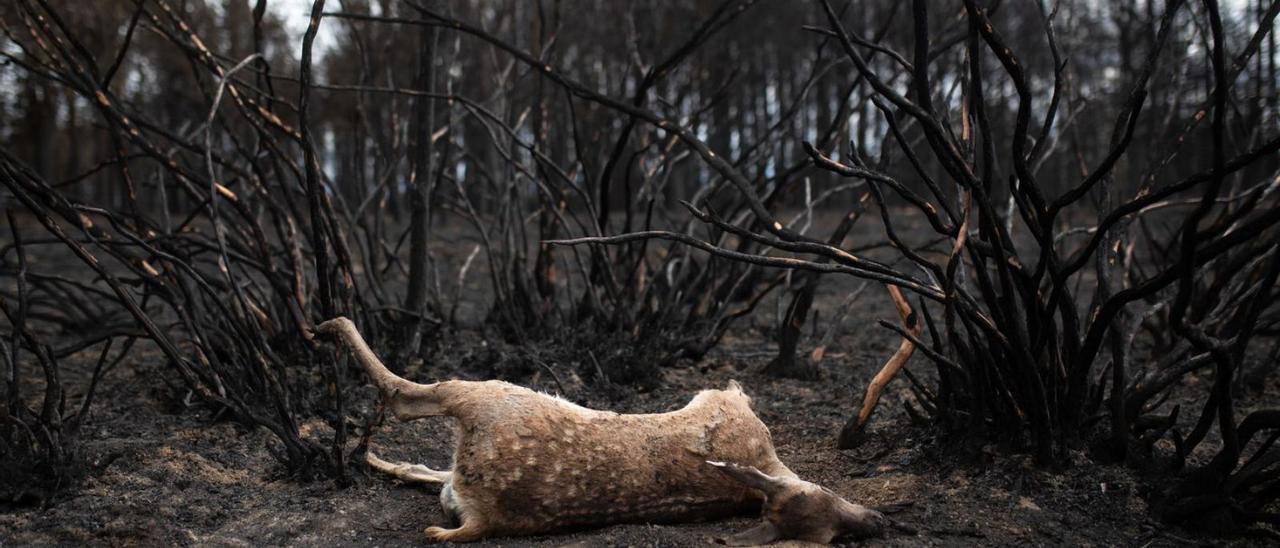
[317,317,886,544]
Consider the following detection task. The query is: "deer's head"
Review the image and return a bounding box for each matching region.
[708,461,886,545]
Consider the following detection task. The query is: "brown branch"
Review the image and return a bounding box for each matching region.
[838,285,919,449]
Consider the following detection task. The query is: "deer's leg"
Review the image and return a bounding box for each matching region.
[424,519,487,543]
[383,385,452,420]
[367,452,451,484]
[316,317,454,419]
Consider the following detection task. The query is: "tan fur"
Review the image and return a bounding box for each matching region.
[316,317,885,544]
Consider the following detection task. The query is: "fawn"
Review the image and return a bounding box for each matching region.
[317,317,885,544]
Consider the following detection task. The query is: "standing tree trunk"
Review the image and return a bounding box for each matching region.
[762,199,866,379]
[402,4,440,362]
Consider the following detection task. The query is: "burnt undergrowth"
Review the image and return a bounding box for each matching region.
[3,0,1280,537]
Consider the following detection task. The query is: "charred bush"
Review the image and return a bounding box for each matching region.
[4,0,1280,535]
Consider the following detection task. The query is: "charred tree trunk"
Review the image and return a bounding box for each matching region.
[402,6,441,362]
[762,200,865,379]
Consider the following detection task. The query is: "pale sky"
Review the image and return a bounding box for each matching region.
[269,0,1260,67]
[276,0,338,59]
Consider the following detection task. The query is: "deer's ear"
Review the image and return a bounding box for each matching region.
[706,461,786,496]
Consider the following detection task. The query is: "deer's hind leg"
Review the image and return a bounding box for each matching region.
[424,519,488,543]
[316,317,459,419]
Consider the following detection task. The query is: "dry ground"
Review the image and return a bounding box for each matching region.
[1,211,1274,546]
[2,305,1263,547]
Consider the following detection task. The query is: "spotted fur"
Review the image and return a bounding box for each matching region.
[317,317,885,544]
